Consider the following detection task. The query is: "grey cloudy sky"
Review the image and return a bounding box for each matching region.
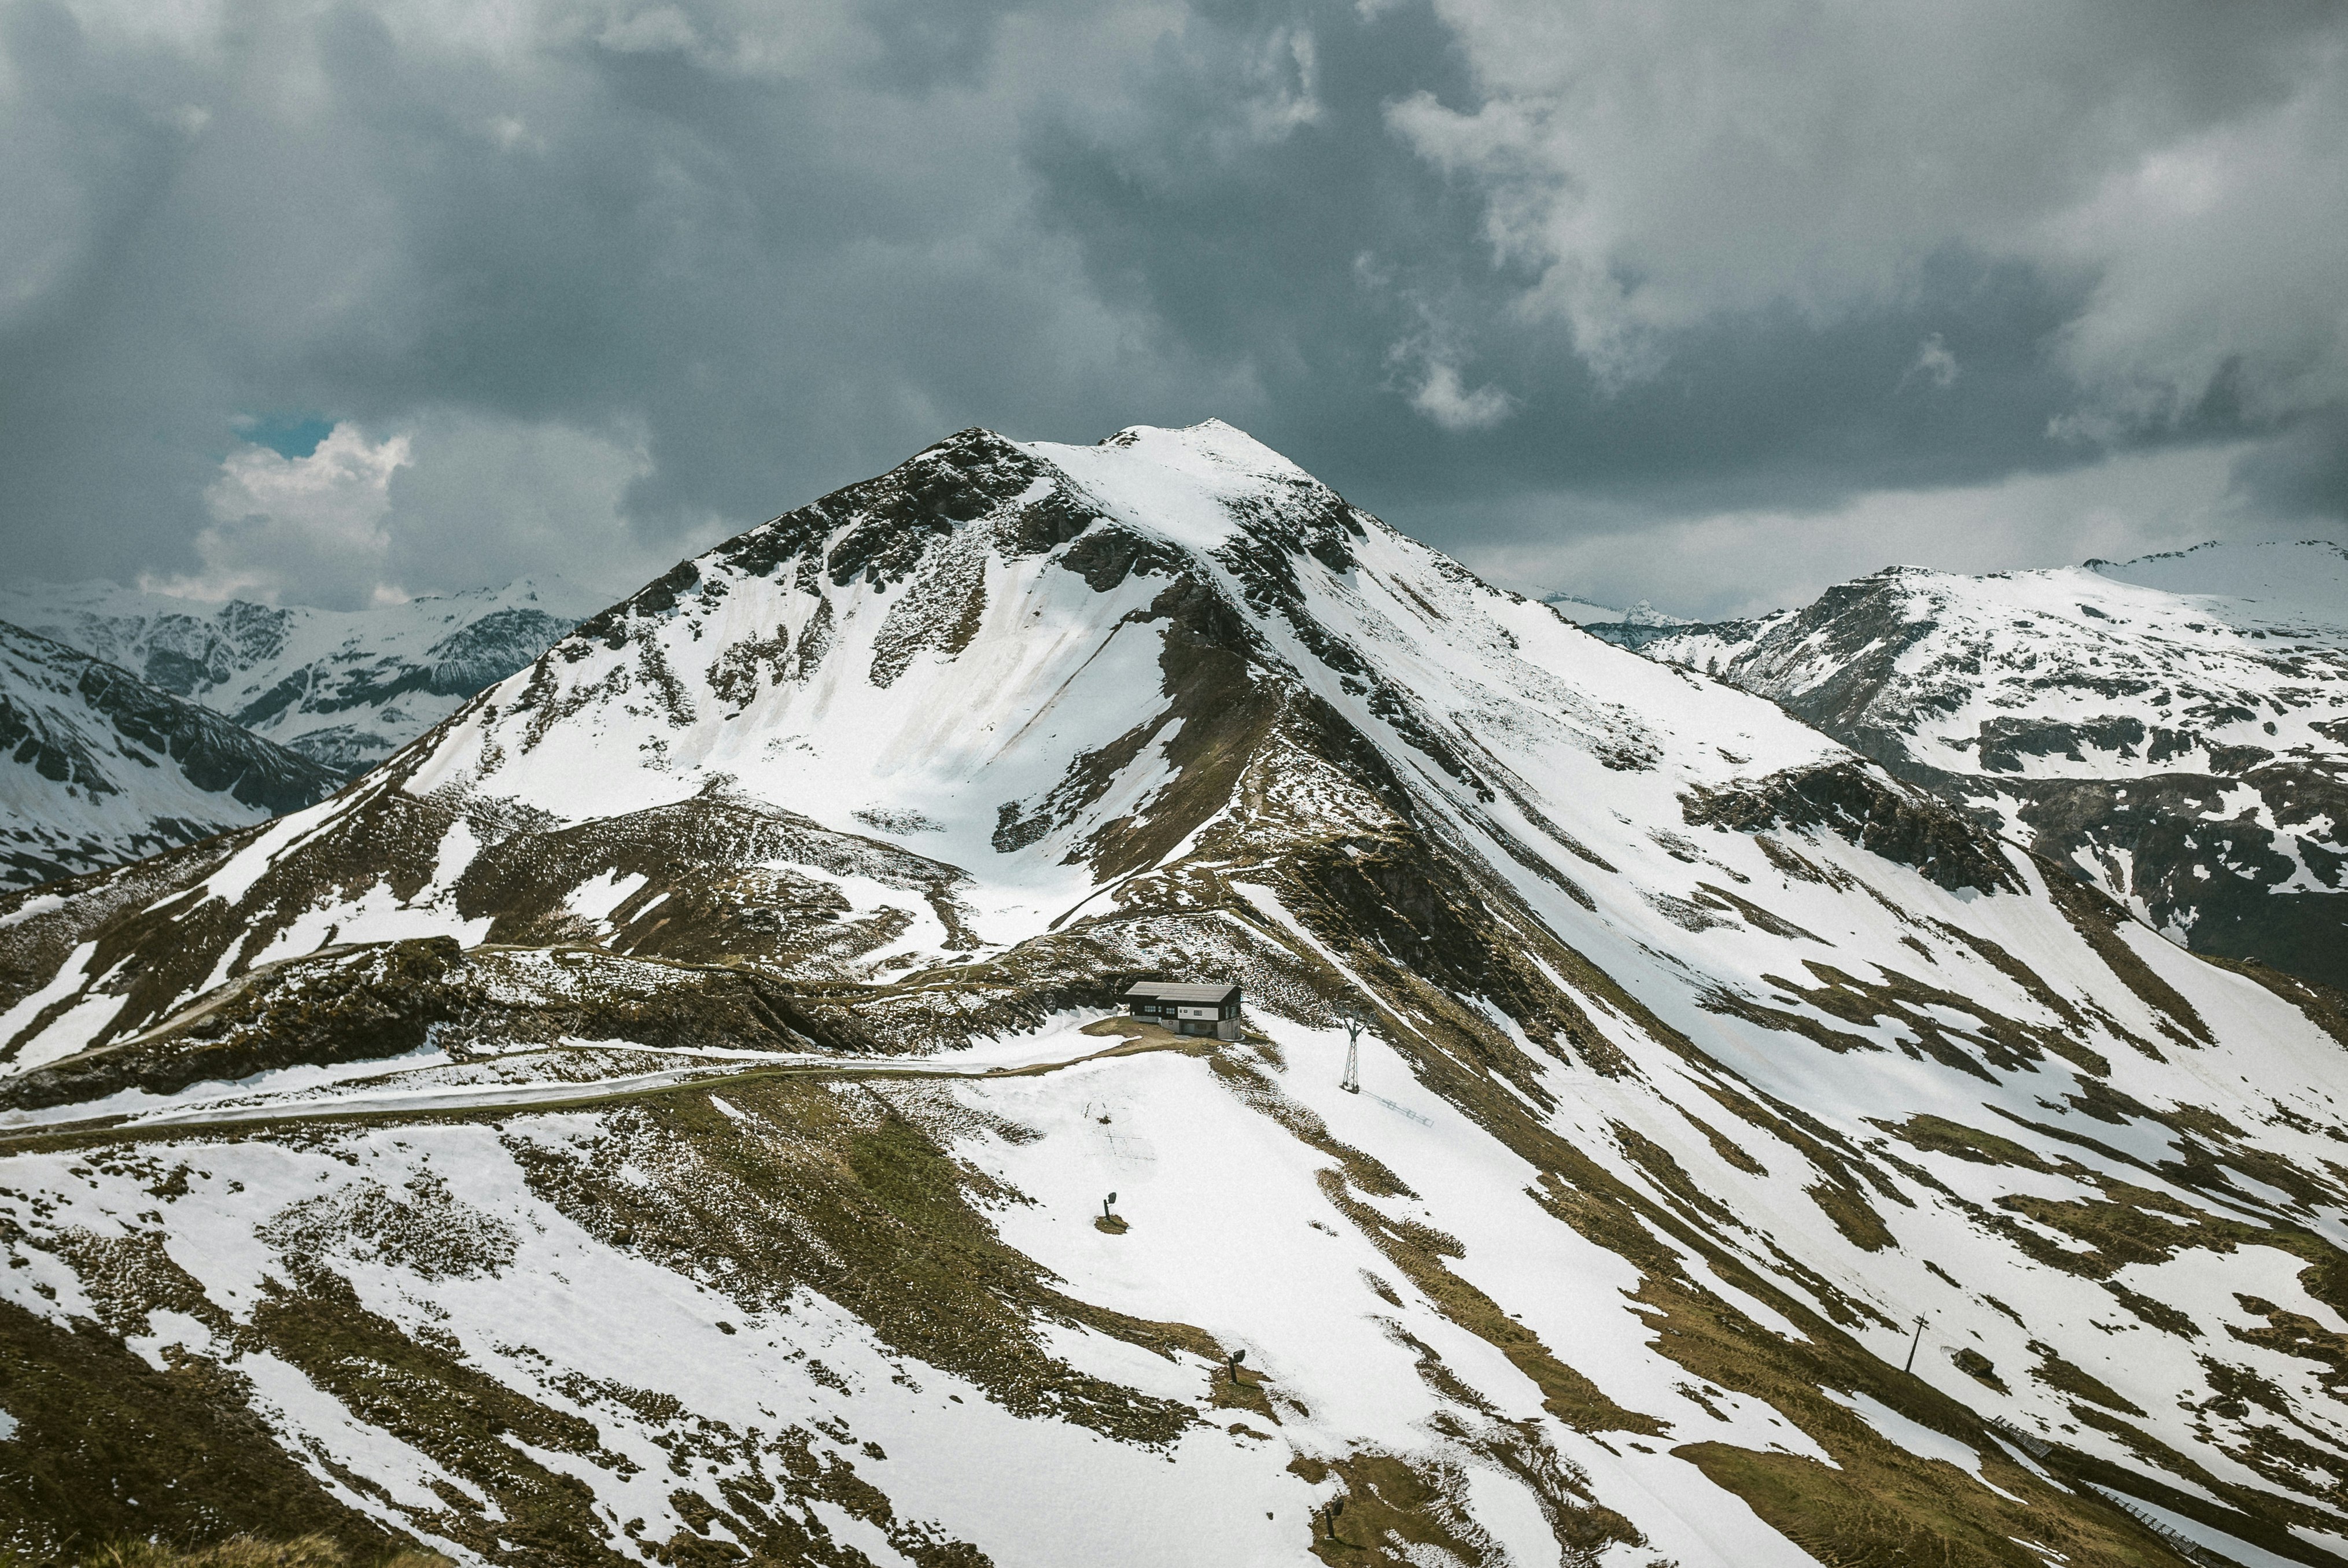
[3,0,2346,618]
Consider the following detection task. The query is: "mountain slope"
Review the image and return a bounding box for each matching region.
[2,427,2346,1567]
[0,621,342,891]
[0,577,594,776]
[1639,543,2348,990]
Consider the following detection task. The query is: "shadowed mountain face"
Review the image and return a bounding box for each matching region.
[1640,545,2348,991]
[0,621,341,889]
[0,578,591,777]
[2,426,2346,1567]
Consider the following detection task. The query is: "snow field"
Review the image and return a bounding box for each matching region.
[962,1041,1839,1564]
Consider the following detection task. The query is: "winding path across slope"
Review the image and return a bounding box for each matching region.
[0,1025,1217,1149]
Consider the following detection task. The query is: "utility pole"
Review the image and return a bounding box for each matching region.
[1339,1003,1366,1094]
[1904,1314,1929,1375]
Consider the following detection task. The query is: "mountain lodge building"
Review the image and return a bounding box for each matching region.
[1123,981,1243,1040]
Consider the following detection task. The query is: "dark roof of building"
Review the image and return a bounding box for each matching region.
[1123,981,1240,1004]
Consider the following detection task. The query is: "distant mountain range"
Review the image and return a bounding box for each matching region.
[1632,541,2348,988]
[0,576,595,775]
[0,621,341,888]
[0,577,594,889]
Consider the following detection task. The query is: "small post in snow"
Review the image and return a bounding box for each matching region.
[1228,1348,1248,1387]
[1904,1314,1929,1375]
[1103,1192,1117,1223]
[1338,1003,1367,1095]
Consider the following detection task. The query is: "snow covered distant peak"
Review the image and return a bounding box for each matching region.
[0,573,596,776]
[392,572,602,618]
[1636,547,2348,987]
[1539,589,1695,649]
[0,621,339,888]
[1538,591,1628,625]
[1619,599,1687,627]
[2087,538,2348,639]
[470,571,598,606]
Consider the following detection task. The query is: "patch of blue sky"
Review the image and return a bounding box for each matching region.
[234,414,336,460]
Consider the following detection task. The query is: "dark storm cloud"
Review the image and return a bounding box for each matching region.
[0,0,1173,600]
[1,0,2344,614]
[1019,0,2348,538]
[2232,411,2348,526]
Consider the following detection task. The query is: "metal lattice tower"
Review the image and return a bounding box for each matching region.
[1338,1003,1366,1094]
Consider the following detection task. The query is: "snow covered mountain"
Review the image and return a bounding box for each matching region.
[3,425,2346,1568]
[0,576,594,776]
[0,620,342,890]
[1538,591,1691,647]
[1638,543,2348,991]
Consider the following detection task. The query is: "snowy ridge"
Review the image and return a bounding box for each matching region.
[2091,540,2348,640]
[2,427,2346,1565]
[1639,545,2348,989]
[0,575,595,777]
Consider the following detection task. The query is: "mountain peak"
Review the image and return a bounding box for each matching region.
[415,573,602,615]
[1088,415,1300,472]
[1025,419,1337,559]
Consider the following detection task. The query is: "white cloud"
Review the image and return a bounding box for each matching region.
[1245,26,1324,142]
[1408,360,1514,430]
[1392,0,2348,422]
[1381,300,1516,431]
[378,411,714,600]
[1902,334,1959,392]
[13,0,2345,609]
[2039,57,2348,425]
[154,425,414,604]
[595,6,705,56]
[149,413,705,608]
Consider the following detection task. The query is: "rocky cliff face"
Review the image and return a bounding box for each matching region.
[1640,544,2348,991]
[1,428,2344,1568]
[0,577,592,777]
[0,621,342,890]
